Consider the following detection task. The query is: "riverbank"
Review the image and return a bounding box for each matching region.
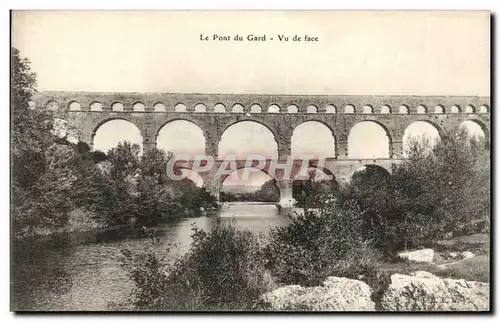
[11,202,289,311]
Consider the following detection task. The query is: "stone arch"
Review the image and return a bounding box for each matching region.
[434,105,445,114]
[92,118,143,152]
[402,120,442,155]
[291,120,336,158]
[232,103,244,113]
[214,103,226,113]
[404,120,443,138]
[90,101,102,112]
[460,119,489,142]
[292,166,338,203]
[218,120,278,159]
[287,105,299,113]
[417,105,427,114]
[177,168,205,188]
[156,119,205,156]
[175,103,187,112]
[68,101,81,111]
[362,105,374,114]
[479,105,489,113]
[268,104,281,113]
[250,104,262,113]
[348,121,392,158]
[399,105,409,114]
[351,164,391,181]
[111,102,124,112]
[46,100,59,111]
[153,102,167,112]
[451,105,461,113]
[306,105,318,113]
[194,103,207,112]
[344,104,356,114]
[219,168,280,201]
[466,105,475,113]
[325,104,336,114]
[380,105,391,114]
[133,102,146,112]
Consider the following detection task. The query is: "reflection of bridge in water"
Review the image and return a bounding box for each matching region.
[31,91,490,204]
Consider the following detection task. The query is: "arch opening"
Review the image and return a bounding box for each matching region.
[46,100,59,111]
[434,105,444,114]
[90,102,102,112]
[479,105,489,113]
[325,105,336,114]
[214,103,226,113]
[218,120,278,159]
[287,105,298,113]
[250,104,262,113]
[232,104,244,113]
[363,105,373,114]
[293,167,338,207]
[68,101,81,111]
[195,103,207,113]
[220,169,279,203]
[291,121,335,159]
[402,121,441,157]
[306,105,318,113]
[417,105,427,114]
[466,105,475,113]
[344,104,355,114]
[177,169,205,188]
[460,120,487,141]
[175,103,187,112]
[93,119,143,154]
[133,102,145,112]
[112,102,124,112]
[380,105,391,114]
[268,104,280,113]
[348,121,390,159]
[399,105,409,114]
[154,103,166,112]
[451,105,461,113]
[156,120,205,157]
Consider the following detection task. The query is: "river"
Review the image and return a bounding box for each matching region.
[11,202,292,311]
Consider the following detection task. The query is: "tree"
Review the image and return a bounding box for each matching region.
[11,48,54,190]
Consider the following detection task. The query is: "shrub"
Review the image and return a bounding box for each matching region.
[264,199,383,287]
[121,222,274,311]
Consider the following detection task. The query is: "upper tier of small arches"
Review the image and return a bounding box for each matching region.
[33,100,491,115]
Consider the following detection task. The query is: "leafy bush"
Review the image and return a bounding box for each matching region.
[264,199,382,288]
[121,222,274,311]
[335,129,490,252]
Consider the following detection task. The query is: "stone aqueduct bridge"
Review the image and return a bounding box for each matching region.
[31,91,491,202]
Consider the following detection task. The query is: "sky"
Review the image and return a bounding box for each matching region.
[12,11,490,187]
[12,11,489,95]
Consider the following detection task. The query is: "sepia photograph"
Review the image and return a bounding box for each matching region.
[10,10,491,312]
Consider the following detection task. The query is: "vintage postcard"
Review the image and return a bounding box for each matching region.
[10,10,490,312]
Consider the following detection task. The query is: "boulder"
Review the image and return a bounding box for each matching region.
[259,277,375,311]
[52,118,80,144]
[398,249,434,263]
[461,251,475,260]
[382,271,489,311]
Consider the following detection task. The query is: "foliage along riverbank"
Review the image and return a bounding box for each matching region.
[119,128,490,311]
[11,47,217,239]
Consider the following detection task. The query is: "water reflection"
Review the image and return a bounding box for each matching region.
[12,202,290,311]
